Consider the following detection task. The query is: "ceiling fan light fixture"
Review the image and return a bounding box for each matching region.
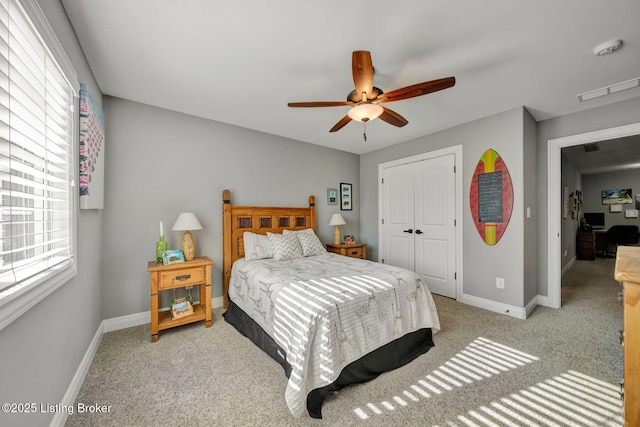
[348,103,383,122]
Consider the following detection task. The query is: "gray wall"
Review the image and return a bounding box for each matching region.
[101,97,360,318]
[360,107,529,308]
[560,153,581,267]
[0,1,103,427]
[582,169,640,228]
[536,96,640,297]
[523,109,538,304]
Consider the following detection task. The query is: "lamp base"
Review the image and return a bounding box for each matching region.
[333,225,341,245]
[181,230,195,261]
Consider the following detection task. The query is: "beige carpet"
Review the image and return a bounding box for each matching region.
[66,258,624,426]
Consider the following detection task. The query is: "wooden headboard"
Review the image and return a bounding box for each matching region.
[222,189,316,308]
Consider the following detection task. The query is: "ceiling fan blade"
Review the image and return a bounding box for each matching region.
[379,107,409,127]
[329,115,352,132]
[352,51,374,100]
[377,77,456,103]
[288,101,355,108]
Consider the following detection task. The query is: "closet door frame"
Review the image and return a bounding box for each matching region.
[378,145,464,301]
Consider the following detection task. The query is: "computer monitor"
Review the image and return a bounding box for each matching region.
[584,212,605,229]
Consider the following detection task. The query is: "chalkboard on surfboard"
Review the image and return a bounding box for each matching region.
[470,149,513,246]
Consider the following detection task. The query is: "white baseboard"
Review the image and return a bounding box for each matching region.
[102,296,225,332]
[537,294,550,307]
[49,322,104,427]
[561,255,576,276]
[51,296,225,427]
[103,311,149,332]
[524,296,538,318]
[538,256,576,309]
[459,292,528,319]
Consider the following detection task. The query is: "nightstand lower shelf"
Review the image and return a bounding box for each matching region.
[157,303,209,331]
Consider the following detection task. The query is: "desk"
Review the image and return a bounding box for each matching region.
[577,231,595,260]
[595,229,608,258]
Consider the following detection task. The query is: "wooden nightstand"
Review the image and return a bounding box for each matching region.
[147,256,213,342]
[326,243,367,259]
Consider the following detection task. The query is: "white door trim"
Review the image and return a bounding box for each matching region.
[547,122,640,308]
[378,145,463,300]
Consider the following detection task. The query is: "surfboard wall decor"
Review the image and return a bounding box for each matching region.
[469,148,514,245]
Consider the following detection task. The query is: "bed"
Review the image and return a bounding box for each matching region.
[221,190,440,418]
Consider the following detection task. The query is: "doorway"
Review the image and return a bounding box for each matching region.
[547,122,640,308]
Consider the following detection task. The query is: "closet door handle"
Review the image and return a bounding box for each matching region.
[403,229,413,233]
[415,229,423,235]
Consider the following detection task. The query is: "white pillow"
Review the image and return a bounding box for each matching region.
[284,228,326,257]
[267,232,303,261]
[243,232,274,260]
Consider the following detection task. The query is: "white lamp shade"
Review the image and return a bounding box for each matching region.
[172,212,203,231]
[348,103,383,122]
[329,213,346,226]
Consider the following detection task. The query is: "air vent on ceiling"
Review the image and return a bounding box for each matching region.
[578,77,640,102]
[583,142,599,153]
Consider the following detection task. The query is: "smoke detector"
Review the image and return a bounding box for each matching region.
[593,39,622,56]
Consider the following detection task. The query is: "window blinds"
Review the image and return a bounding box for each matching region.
[0,0,75,300]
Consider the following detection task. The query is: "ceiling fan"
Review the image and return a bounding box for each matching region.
[287,50,455,140]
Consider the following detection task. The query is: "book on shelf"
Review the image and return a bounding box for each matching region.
[170,297,194,319]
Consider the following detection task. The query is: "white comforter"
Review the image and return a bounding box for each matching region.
[229,253,440,417]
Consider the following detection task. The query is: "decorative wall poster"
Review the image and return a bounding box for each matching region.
[601,189,632,205]
[469,149,513,246]
[79,83,105,209]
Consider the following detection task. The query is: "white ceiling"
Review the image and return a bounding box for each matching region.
[562,134,640,175]
[60,0,640,155]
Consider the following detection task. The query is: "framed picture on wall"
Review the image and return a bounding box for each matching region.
[327,188,338,205]
[601,188,632,205]
[79,83,106,209]
[340,183,352,211]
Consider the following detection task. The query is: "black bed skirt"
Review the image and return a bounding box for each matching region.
[223,299,435,419]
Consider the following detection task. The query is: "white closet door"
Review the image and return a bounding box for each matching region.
[414,154,457,298]
[381,163,415,270]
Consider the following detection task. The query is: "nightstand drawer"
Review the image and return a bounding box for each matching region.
[326,243,367,259]
[346,247,364,258]
[158,267,205,290]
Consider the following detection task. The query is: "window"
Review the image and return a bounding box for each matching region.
[0,0,78,330]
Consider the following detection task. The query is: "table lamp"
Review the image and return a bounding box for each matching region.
[172,212,203,261]
[329,213,346,245]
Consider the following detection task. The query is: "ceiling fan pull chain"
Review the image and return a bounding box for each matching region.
[363,121,367,141]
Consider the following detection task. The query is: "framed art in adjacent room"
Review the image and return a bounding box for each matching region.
[601,188,632,205]
[340,183,352,211]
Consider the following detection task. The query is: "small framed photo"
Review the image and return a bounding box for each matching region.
[344,235,355,244]
[162,249,185,265]
[625,209,638,218]
[340,183,352,211]
[610,204,622,213]
[327,188,338,205]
